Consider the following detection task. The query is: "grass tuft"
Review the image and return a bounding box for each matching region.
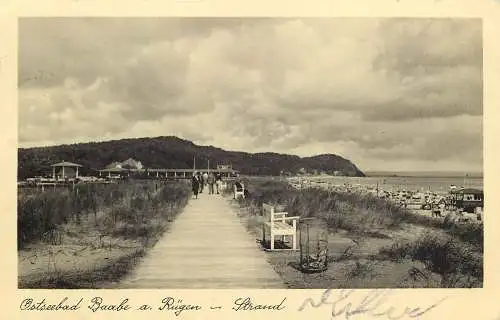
[377,231,482,287]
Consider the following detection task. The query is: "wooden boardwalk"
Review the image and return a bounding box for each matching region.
[117,193,285,288]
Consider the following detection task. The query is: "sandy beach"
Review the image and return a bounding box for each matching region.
[287,176,483,224]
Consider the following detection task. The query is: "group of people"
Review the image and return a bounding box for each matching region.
[191,171,223,199]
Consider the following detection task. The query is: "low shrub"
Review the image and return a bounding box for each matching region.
[17,180,190,249]
[229,178,410,234]
[231,177,483,249]
[377,231,482,287]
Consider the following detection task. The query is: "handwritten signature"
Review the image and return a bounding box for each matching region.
[298,289,447,319]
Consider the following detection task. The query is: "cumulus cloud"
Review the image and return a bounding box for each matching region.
[18,18,483,171]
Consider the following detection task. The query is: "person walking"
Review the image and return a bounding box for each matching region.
[197,172,204,194]
[202,172,208,193]
[215,172,222,194]
[207,172,216,195]
[191,172,200,199]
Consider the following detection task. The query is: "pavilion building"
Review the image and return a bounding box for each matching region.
[51,161,83,180]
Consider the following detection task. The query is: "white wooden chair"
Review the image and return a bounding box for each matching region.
[234,182,245,199]
[262,203,300,251]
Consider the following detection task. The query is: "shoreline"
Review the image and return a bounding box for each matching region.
[286,176,483,224]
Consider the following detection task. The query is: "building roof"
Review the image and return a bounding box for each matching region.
[51,161,82,167]
[99,167,128,172]
[451,188,483,195]
[105,161,123,169]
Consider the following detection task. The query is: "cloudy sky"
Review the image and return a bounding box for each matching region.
[18,18,483,172]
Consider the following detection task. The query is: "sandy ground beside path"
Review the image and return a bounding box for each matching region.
[18,213,147,288]
[227,199,445,288]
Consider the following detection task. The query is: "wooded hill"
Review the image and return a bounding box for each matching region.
[18,136,365,179]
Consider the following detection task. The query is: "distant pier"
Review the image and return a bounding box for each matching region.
[98,167,239,179]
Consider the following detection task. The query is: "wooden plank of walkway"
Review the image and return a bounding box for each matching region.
[117,193,285,288]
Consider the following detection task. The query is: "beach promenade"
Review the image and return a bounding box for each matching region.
[117,192,285,288]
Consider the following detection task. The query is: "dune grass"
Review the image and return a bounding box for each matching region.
[18,180,190,288]
[226,177,483,288]
[226,177,483,248]
[18,181,188,248]
[376,231,482,287]
[225,178,411,234]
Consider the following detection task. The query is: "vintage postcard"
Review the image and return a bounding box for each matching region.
[1,0,500,319]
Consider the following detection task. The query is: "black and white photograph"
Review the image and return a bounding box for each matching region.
[17,17,483,289]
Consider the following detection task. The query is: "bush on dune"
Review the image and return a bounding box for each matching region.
[227,177,482,288]
[230,178,483,249]
[17,181,190,249]
[377,231,482,287]
[444,221,483,250]
[228,178,410,233]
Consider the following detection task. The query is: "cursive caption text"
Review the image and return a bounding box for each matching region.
[19,296,287,315]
